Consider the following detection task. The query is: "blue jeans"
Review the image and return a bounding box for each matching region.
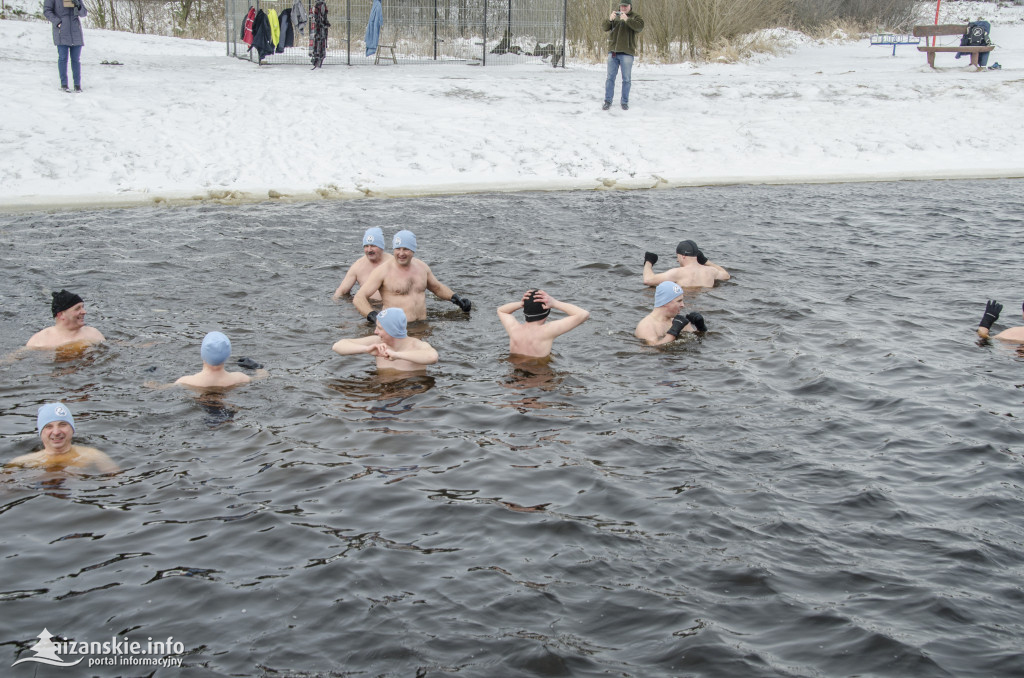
[57,44,82,88]
[605,52,633,104]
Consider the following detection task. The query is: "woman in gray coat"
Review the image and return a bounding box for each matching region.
[43,0,88,92]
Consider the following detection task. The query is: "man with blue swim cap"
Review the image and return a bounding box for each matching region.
[26,288,105,349]
[354,229,472,323]
[6,402,118,473]
[642,239,730,289]
[174,331,263,389]
[634,281,707,346]
[332,306,439,372]
[333,227,394,302]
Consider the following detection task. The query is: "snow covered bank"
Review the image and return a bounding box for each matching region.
[2,3,1023,211]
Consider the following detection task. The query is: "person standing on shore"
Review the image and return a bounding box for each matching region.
[602,2,644,111]
[43,0,88,93]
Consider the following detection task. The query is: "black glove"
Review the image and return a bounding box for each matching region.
[685,312,707,333]
[696,250,708,266]
[451,293,471,313]
[237,357,262,370]
[644,251,658,266]
[366,310,379,324]
[979,300,1002,330]
[73,0,82,9]
[666,314,688,338]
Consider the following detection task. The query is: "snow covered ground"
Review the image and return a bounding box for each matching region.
[1,1,1023,211]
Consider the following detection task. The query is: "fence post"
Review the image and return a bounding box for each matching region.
[482,0,487,65]
[346,0,351,65]
[433,0,437,60]
[561,0,566,67]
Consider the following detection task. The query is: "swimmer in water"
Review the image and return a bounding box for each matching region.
[6,402,118,474]
[635,281,707,346]
[497,289,590,358]
[977,300,1024,342]
[353,230,472,323]
[332,307,438,372]
[26,290,105,349]
[643,240,730,289]
[175,331,262,389]
[333,227,395,302]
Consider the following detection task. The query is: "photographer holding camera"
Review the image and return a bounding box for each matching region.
[602,2,644,111]
[43,0,88,92]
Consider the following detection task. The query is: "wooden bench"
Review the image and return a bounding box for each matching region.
[912,24,993,68]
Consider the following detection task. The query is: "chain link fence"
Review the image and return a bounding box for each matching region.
[225,0,567,66]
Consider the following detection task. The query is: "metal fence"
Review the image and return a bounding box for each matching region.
[225,0,567,66]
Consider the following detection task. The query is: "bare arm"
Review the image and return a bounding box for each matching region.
[332,335,380,356]
[497,300,524,334]
[642,263,675,287]
[381,340,439,366]
[332,263,359,299]
[425,266,455,301]
[533,291,590,338]
[705,261,730,281]
[353,265,387,317]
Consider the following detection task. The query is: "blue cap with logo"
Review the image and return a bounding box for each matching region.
[363,227,385,250]
[654,281,684,307]
[392,230,417,252]
[37,402,75,434]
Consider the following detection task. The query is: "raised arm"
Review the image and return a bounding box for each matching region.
[533,290,590,338]
[497,299,524,334]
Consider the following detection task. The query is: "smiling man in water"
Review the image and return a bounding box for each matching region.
[26,289,105,349]
[333,227,394,302]
[635,281,707,346]
[6,402,118,474]
[353,230,471,323]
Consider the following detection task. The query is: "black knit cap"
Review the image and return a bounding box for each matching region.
[676,240,699,257]
[51,290,84,317]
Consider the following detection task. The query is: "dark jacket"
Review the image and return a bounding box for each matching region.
[250,9,275,60]
[43,0,87,47]
[602,10,644,55]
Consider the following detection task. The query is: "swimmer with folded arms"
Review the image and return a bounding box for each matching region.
[635,281,707,346]
[332,307,438,372]
[977,300,1024,341]
[6,403,118,474]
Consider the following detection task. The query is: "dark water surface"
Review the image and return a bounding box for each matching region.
[1,180,1023,677]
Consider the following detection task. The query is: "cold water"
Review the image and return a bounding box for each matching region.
[1,180,1022,677]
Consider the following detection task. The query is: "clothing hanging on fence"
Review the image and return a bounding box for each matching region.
[268,8,280,48]
[276,8,294,52]
[291,0,307,35]
[249,8,274,61]
[241,5,255,46]
[310,0,329,69]
[365,0,382,57]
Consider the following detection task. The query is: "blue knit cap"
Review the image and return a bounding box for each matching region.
[376,307,408,339]
[363,227,385,250]
[201,331,232,366]
[654,281,684,307]
[392,230,417,252]
[37,402,75,434]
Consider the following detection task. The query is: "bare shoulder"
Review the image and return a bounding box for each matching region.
[6,451,44,468]
[82,326,105,342]
[25,327,55,348]
[995,327,1024,343]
